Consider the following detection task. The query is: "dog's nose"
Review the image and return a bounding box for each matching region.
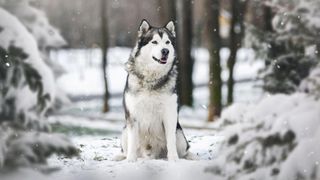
[161,48,169,56]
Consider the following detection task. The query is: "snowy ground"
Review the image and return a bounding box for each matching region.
[3,50,316,179]
[39,47,264,179]
[43,47,254,179]
[45,91,320,180]
[46,103,225,180]
[39,48,319,180]
[47,130,224,180]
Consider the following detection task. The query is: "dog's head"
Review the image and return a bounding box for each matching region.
[129,19,176,78]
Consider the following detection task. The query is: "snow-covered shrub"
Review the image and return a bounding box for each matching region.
[0,7,76,169]
[4,129,77,168]
[245,0,320,94]
[206,93,320,179]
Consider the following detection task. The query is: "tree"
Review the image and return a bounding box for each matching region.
[100,0,110,113]
[227,0,247,105]
[2,0,70,109]
[206,0,222,121]
[176,0,194,107]
[0,7,76,169]
[246,0,320,94]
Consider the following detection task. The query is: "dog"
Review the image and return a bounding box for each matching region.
[114,19,194,162]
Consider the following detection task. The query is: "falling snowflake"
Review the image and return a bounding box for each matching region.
[201,105,208,110]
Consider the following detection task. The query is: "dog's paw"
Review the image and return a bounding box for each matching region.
[126,155,138,162]
[112,154,126,161]
[184,152,199,160]
[167,154,179,162]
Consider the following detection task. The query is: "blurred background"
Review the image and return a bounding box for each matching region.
[1,0,320,179]
[32,0,266,118]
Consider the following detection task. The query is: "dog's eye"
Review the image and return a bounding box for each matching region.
[151,41,158,44]
[166,41,170,44]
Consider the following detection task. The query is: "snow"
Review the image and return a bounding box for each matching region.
[269,0,320,46]
[1,2,318,178]
[48,115,123,133]
[10,88,305,180]
[0,45,317,180]
[45,133,224,180]
[51,48,130,96]
[2,0,67,49]
[1,0,71,110]
[12,91,309,180]
[300,64,320,97]
[205,92,320,180]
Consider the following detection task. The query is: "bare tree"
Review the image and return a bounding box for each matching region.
[100,0,110,113]
[227,0,247,104]
[206,0,222,121]
[176,0,194,107]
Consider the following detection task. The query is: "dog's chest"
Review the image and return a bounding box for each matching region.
[125,91,177,134]
[125,91,176,117]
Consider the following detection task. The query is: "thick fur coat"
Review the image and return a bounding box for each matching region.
[115,20,193,161]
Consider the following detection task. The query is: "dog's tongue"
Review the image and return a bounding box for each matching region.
[160,56,167,64]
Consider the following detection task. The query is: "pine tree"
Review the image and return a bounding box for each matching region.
[2,0,70,109]
[0,7,76,170]
[245,0,320,94]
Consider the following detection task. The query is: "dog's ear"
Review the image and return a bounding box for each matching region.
[165,21,175,37]
[138,19,150,36]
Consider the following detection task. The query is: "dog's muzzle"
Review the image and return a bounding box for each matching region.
[153,48,169,64]
[152,56,168,64]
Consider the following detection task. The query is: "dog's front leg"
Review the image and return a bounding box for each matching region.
[164,97,179,161]
[126,121,139,162]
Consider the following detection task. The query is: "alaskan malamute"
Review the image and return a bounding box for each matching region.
[115,20,194,161]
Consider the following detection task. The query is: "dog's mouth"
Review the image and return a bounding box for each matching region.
[152,56,168,64]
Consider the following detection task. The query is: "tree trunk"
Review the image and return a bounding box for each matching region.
[100,0,110,113]
[264,5,280,62]
[316,31,320,57]
[264,6,273,32]
[227,0,247,105]
[158,0,176,24]
[169,0,176,21]
[176,0,194,107]
[206,0,222,121]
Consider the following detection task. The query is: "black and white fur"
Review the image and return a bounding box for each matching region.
[115,20,193,161]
